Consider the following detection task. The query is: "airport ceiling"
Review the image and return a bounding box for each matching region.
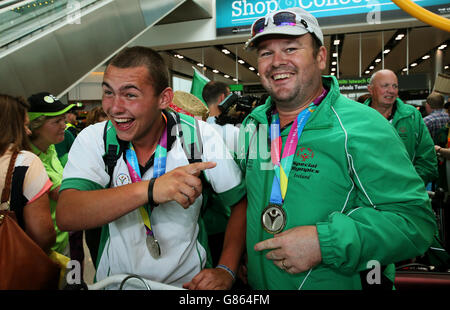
[159,25,450,87]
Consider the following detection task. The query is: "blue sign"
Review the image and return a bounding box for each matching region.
[216,0,450,36]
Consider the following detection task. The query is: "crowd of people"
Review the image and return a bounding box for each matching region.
[1,7,449,290]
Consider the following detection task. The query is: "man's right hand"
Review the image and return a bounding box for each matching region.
[152,161,216,208]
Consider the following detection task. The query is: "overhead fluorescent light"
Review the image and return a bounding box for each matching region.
[212,69,219,73]
[383,49,390,54]
[238,59,245,64]
[333,40,340,45]
[422,55,430,60]
[365,70,370,74]
[375,58,381,63]
[410,62,417,67]
[222,49,230,54]
[332,61,337,65]
[224,74,230,78]
[438,44,447,50]
[249,67,255,71]
[233,78,238,82]
[369,65,374,69]
[197,63,204,67]
[333,52,338,57]
[402,68,408,72]
[331,68,336,72]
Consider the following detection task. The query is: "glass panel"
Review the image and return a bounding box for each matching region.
[0,0,101,48]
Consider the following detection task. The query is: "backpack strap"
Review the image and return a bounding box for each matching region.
[102,121,125,188]
[175,112,203,164]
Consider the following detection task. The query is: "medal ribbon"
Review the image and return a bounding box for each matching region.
[125,114,167,239]
[269,89,327,205]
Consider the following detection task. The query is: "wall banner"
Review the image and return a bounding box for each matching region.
[216,0,450,36]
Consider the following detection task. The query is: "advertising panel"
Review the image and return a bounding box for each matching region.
[216,0,450,36]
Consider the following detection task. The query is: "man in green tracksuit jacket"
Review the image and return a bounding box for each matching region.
[365,69,438,184]
[238,7,436,290]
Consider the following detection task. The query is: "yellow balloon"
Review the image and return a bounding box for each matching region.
[391,0,450,32]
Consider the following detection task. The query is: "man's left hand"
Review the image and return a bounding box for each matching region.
[254,225,322,274]
[183,268,234,290]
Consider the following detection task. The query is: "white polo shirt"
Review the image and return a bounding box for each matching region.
[61,111,245,288]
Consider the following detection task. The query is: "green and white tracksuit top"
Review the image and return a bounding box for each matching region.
[364,97,438,184]
[60,112,245,288]
[237,76,436,290]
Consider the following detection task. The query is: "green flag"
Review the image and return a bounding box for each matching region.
[190,67,210,107]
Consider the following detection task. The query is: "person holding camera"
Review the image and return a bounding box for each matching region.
[202,81,240,156]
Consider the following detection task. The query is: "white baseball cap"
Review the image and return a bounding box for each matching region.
[245,7,324,50]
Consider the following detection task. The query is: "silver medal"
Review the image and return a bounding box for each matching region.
[146,234,161,259]
[261,204,286,234]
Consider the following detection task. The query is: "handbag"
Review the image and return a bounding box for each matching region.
[0,150,60,290]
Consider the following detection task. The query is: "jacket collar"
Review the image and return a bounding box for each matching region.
[365,97,412,120]
[247,75,338,130]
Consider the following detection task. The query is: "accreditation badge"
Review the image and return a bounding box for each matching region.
[261,204,286,234]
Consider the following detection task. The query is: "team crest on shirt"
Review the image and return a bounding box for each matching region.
[293,147,320,180]
[297,147,314,162]
[116,173,131,186]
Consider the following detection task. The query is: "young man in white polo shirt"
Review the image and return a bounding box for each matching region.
[56,46,246,289]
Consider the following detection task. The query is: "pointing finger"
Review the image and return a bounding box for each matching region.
[186,161,216,176]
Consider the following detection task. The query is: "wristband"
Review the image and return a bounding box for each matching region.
[147,178,159,209]
[216,264,236,282]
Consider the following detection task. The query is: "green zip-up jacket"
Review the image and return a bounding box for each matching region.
[237,76,436,290]
[364,97,438,184]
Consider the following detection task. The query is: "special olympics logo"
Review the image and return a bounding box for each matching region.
[297,147,314,162]
[115,173,131,186]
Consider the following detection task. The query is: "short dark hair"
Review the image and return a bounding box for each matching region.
[426,92,445,109]
[202,81,230,105]
[109,46,169,95]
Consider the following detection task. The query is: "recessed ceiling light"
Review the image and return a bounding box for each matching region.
[249,67,255,71]
[238,59,245,64]
[212,69,219,73]
[332,61,337,65]
[383,49,390,54]
[422,55,430,60]
[224,74,230,78]
[369,65,374,69]
[410,62,417,67]
[222,49,230,54]
[197,63,204,67]
[333,40,340,45]
[333,52,338,57]
[438,44,447,50]
[375,58,381,63]
[365,70,370,74]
